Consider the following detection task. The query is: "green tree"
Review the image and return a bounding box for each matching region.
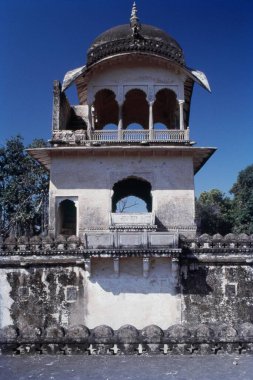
[230,164,253,234]
[196,189,233,235]
[0,136,49,237]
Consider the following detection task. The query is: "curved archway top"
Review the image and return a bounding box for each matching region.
[112,176,152,212]
[114,175,152,185]
[88,84,182,105]
[88,86,118,105]
[56,197,78,207]
[124,86,148,98]
[155,87,178,98]
[94,88,117,101]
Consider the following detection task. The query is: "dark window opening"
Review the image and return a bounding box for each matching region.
[93,89,118,129]
[153,89,179,129]
[112,177,152,212]
[59,199,76,236]
[123,89,149,129]
[67,108,87,131]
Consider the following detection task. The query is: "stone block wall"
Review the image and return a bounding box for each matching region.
[180,233,253,325]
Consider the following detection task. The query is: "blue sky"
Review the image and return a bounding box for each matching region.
[1,0,252,196]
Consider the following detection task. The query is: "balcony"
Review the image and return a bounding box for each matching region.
[110,212,155,228]
[51,128,190,145]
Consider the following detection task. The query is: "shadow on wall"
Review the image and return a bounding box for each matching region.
[89,257,180,295]
[181,266,213,296]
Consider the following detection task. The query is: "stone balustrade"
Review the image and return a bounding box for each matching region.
[51,128,190,145]
[0,231,179,254]
[1,233,253,255]
[1,322,253,355]
[180,233,253,249]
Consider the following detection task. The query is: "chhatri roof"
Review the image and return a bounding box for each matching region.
[87,22,184,67]
[62,3,210,93]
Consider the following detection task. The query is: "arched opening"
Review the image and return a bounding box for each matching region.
[153,89,179,129]
[58,199,76,236]
[112,177,152,213]
[93,89,118,130]
[123,89,149,129]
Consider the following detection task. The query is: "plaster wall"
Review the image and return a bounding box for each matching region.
[49,153,195,234]
[86,257,181,329]
[87,63,186,103]
[0,269,13,328]
[0,259,181,330]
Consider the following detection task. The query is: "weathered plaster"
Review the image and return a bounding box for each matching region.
[0,269,14,328]
[49,154,195,235]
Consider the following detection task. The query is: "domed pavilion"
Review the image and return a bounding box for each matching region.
[28,3,216,328]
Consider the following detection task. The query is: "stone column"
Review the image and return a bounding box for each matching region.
[74,200,79,237]
[148,101,154,140]
[91,106,95,131]
[87,105,92,140]
[118,103,123,141]
[52,80,61,132]
[178,100,185,131]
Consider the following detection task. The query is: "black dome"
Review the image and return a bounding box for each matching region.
[87,23,185,67]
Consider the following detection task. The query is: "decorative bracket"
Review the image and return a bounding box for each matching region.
[84,258,91,276]
[143,257,150,278]
[113,257,120,278]
[171,258,179,287]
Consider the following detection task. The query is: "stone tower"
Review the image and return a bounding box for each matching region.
[28,4,215,328]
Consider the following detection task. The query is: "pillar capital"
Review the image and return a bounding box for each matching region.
[147,85,155,103]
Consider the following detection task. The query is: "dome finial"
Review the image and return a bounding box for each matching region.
[130,2,141,37]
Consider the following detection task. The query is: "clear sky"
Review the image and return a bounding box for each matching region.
[1,0,252,196]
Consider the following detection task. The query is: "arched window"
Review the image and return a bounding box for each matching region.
[58,199,76,235]
[112,177,152,213]
[93,89,118,129]
[153,89,179,129]
[123,89,149,129]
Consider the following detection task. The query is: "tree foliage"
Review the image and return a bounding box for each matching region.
[0,136,49,237]
[195,189,233,235]
[230,164,253,234]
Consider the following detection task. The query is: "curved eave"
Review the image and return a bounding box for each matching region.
[62,65,87,92]
[61,52,211,97]
[27,146,216,174]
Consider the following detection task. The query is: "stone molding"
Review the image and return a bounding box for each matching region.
[1,233,253,265]
[180,233,253,249]
[87,36,184,67]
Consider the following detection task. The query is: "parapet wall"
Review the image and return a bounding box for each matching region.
[1,323,253,355]
[0,233,253,354]
[1,233,252,253]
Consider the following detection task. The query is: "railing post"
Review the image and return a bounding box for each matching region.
[88,104,92,140]
[186,127,190,140]
[178,99,185,131]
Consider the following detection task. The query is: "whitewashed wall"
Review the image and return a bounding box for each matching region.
[49,153,195,235]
